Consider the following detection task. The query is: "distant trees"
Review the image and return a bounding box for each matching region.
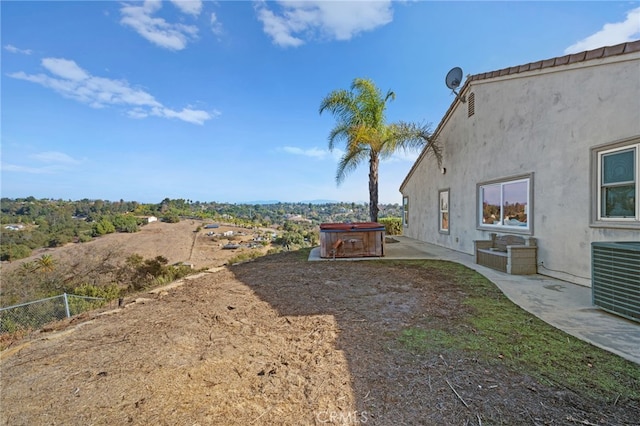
[0,244,32,262]
[89,213,142,236]
[112,214,140,233]
[92,218,116,236]
[162,213,180,223]
[0,197,404,261]
[274,221,318,249]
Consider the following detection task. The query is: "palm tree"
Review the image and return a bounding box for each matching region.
[319,78,441,222]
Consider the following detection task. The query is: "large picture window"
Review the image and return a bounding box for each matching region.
[597,143,638,222]
[478,175,531,233]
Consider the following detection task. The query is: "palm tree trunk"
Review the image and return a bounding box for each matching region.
[369,151,380,222]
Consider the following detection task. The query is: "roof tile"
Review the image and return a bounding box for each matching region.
[586,47,605,60]
[529,60,543,70]
[518,63,531,72]
[604,44,626,55]
[568,51,587,63]
[623,40,640,53]
[542,58,556,68]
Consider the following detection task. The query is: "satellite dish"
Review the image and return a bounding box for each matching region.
[445,67,462,90]
[445,67,466,103]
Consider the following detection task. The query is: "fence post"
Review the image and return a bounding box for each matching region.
[63,293,71,318]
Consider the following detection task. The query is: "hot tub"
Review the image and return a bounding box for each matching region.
[319,222,385,258]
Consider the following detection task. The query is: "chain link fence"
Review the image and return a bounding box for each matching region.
[0,293,106,334]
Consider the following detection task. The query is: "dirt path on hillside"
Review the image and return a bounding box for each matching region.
[2,252,638,425]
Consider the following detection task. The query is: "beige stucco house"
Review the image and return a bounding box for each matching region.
[400,40,640,287]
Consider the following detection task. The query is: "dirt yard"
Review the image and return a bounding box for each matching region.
[1,223,639,425]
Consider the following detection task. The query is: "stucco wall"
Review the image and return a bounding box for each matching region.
[401,54,640,286]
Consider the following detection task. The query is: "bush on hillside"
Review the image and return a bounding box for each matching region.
[0,244,32,261]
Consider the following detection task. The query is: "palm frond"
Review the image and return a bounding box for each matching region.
[328,122,350,151]
[319,90,357,122]
[336,145,368,185]
[379,121,442,165]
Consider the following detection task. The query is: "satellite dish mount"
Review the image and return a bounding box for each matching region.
[445,67,466,103]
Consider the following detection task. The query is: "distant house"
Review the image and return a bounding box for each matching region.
[204,224,220,229]
[222,230,234,237]
[286,214,312,223]
[400,41,640,287]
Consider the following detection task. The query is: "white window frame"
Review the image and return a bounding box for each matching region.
[477,174,533,235]
[439,189,450,234]
[402,196,409,227]
[595,142,639,223]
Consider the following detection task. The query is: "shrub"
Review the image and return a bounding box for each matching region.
[0,244,32,261]
[78,233,93,243]
[227,250,264,265]
[378,217,402,235]
[48,234,72,247]
[112,214,139,233]
[73,283,122,300]
[162,214,180,223]
[92,218,116,236]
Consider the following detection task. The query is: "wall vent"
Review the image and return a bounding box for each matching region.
[591,242,640,322]
[467,92,475,117]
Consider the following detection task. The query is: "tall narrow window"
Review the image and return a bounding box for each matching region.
[597,144,638,221]
[403,196,409,227]
[439,189,450,234]
[478,175,531,233]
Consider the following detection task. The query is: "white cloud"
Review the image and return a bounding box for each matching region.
[31,151,82,165]
[282,146,344,161]
[210,12,224,36]
[4,44,32,55]
[9,57,214,125]
[565,7,640,54]
[151,106,218,125]
[169,0,202,16]
[2,151,83,174]
[256,0,393,47]
[256,7,304,47]
[42,58,89,81]
[282,146,329,159]
[120,0,199,50]
[127,108,150,119]
[1,163,57,174]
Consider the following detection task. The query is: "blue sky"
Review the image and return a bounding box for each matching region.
[2,1,639,204]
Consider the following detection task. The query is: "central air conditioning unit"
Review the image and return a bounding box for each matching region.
[591,242,640,323]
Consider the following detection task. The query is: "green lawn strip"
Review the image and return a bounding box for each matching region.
[398,260,640,402]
